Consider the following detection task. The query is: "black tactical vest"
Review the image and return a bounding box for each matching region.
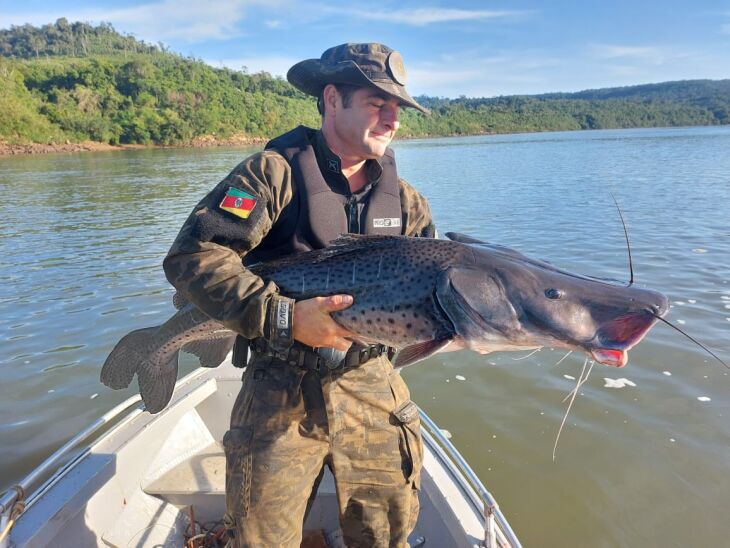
[244,126,403,265]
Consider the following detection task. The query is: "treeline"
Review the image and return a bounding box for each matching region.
[0,19,160,58]
[0,54,321,145]
[400,90,728,135]
[1,20,729,146]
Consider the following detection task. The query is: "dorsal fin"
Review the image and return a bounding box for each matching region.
[329,234,407,247]
[445,232,487,245]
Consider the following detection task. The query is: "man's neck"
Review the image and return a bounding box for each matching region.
[319,129,369,193]
[341,162,369,193]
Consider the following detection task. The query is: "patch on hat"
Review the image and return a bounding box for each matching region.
[219,187,257,219]
[386,51,407,86]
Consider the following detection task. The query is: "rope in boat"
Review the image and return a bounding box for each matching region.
[183,505,228,547]
[0,486,26,543]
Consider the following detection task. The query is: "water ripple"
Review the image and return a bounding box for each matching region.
[2,129,730,546]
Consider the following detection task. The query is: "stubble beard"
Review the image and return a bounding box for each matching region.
[366,131,393,158]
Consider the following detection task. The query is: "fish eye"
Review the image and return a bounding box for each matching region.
[545,288,564,300]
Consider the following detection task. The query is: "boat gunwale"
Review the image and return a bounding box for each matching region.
[0,366,214,516]
[419,414,521,547]
[3,364,521,547]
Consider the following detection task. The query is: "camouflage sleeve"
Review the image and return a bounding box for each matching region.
[163,150,295,348]
[399,178,436,238]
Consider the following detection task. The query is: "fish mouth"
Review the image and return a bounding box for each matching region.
[590,348,628,367]
[587,309,662,368]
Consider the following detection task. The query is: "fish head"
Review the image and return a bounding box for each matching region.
[438,243,669,367]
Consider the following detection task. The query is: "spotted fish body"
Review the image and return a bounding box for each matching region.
[253,235,464,350]
[101,233,669,413]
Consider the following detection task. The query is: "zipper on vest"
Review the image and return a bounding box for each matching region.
[347,195,360,233]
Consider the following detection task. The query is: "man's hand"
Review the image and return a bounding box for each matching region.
[293,294,357,351]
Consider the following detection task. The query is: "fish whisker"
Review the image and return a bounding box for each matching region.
[553,358,594,462]
[652,313,729,369]
[553,350,573,368]
[512,348,541,361]
[609,190,634,285]
[562,359,595,403]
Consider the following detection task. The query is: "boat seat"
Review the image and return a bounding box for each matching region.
[144,442,225,496]
[142,441,425,547]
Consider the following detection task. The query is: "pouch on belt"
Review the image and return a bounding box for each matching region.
[232,336,250,368]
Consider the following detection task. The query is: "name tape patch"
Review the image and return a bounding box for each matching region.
[373,217,401,228]
[276,300,291,330]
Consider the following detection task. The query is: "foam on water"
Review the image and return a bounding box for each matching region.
[603,378,637,388]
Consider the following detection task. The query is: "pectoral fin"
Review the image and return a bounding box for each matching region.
[394,338,453,368]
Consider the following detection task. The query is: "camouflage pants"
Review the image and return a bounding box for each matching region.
[223,352,422,548]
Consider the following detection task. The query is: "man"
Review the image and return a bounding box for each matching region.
[163,43,435,547]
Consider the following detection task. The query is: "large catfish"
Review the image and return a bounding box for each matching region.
[101,233,670,413]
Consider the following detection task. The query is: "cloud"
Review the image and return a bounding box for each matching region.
[590,44,667,65]
[325,6,530,26]
[405,40,729,98]
[0,0,280,43]
[407,51,563,97]
[722,23,730,34]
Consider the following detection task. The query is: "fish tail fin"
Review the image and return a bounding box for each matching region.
[100,327,158,389]
[136,352,179,414]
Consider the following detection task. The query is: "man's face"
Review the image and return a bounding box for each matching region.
[328,86,401,160]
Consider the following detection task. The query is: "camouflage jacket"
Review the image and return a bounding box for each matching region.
[163,129,435,348]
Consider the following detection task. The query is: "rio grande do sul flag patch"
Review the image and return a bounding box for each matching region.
[219,187,257,219]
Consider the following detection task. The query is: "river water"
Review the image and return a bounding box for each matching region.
[1,126,729,547]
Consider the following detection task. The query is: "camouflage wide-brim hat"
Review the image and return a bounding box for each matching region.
[287,43,429,114]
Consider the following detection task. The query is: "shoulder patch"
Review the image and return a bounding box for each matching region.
[219,187,257,219]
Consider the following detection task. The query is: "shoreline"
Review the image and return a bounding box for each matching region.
[0,134,270,156]
[1,125,724,156]
[0,131,516,156]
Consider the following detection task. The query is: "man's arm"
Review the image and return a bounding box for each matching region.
[163,150,355,351]
[163,150,291,346]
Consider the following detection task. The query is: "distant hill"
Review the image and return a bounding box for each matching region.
[1,20,728,147]
[0,18,159,58]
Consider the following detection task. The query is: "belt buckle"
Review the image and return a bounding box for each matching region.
[325,351,344,370]
[325,359,342,370]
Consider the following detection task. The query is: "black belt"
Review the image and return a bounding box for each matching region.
[251,340,395,372]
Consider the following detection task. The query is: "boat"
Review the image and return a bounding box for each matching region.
[1,359,521,547]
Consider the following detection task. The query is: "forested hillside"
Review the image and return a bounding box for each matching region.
[1,20,728,148]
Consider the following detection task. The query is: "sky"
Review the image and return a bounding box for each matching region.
[1,0,729,98]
